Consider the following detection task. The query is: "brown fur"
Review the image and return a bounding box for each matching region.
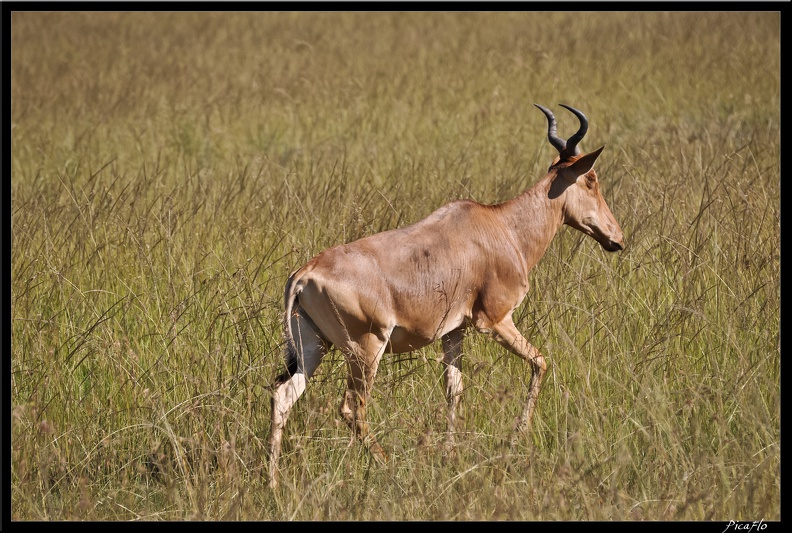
[267,106,625,487]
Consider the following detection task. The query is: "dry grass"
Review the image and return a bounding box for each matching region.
[10,11,779,520]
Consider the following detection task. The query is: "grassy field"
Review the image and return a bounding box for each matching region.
[10,11,780,520]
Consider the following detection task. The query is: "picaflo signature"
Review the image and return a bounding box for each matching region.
[723,520,767,533]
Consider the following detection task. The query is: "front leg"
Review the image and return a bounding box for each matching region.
[441,328,465,449]
[490,316,547,436]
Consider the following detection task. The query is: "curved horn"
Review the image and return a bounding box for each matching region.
[558,104,588,157]
[534,103,567,154]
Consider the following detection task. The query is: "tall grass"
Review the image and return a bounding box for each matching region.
[10,11,779,520]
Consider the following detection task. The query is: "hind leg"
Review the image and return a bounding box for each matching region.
[338,332,388,463]
[268,311,328,488]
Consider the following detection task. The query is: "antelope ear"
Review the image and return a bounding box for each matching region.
[567,145,605,177]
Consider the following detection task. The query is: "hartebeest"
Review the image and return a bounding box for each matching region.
[267,104,624,486]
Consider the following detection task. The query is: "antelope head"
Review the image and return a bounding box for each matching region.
[535,103,625,252]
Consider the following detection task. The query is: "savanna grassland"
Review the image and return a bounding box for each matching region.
[9,11,780,521]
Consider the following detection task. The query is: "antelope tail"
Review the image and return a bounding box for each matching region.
[279,270,302,380]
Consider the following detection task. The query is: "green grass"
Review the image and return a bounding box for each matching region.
[10,11,780,520]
